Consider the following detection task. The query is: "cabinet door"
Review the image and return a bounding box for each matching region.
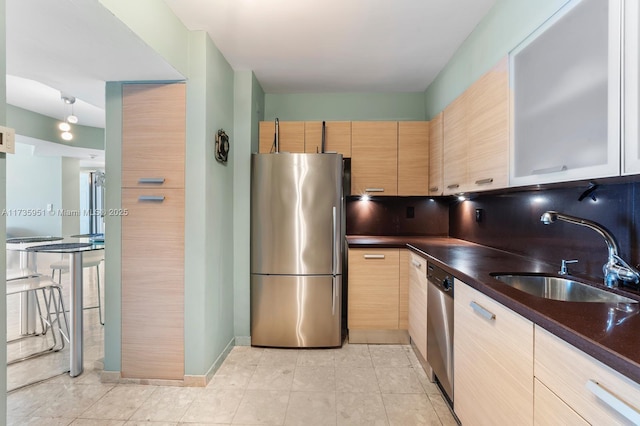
[624,0,640,175]
[467,57,510,191]
[259,121,305,153]
[428,112,444,195]
[348,248,399,329]
[454,280,534,425]
[510,0,621,186]
[304,121,351,157]
[534,379,588,425]
[122,83,186,189]
[443,93,468,195]
[398,122,429,196]
[351,122,398,196]
[121,188,185,380]
[406,252,427,361]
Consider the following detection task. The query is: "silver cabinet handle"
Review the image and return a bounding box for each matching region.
[429,186,439,192]
[531,165,567,175]
[586,380,640,424]
[470,301,496,321]
[411,259,422,268]
[475,178,494,185]
[447,183,460,189]
[365,188,384,192]
[138,196,165,202]
[138,178,165,184]
[364,254,385,259]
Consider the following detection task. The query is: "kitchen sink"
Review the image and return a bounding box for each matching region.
[491,274,638,304]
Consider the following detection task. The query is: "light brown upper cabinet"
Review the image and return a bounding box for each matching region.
[428,112,444,196]
[351,121,398,196]
[122,84,186,189]
[259,121,305,153]
[398,121,429,196]
[443,92,469,195]
[467,57,509,191]
[443,57,509,195]
[304,121,351,157]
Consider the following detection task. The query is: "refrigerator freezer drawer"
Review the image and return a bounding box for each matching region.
[251,274,342,348]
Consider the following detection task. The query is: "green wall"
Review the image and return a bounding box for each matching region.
[98,0,189,77]
[7,105,104,150]
[0,0,7,417]
[424,0,569,119]
[264,92,426,121]
[184,30,236,375]
[103,82,123,373]
[233,71,264,341]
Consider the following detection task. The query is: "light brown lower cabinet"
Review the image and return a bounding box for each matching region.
[534,325,640,425]
[454,279,534,425]
[348,247,409,344]
[121,188,185,380]
[406,251,427,361]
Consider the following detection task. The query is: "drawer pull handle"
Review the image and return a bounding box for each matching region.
[365,188,384,193]
[447,183,460,190]
[138,177,165,184]
[531,165,567,175]
[411,259,422,268]
[475,178,493,185]
[586,380,640,424]
[138,195,165,202]
[364,254,385,259]
[470,301,496,321]
[429,186,439,192]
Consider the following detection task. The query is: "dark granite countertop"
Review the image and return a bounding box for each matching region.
[346,235,640,385]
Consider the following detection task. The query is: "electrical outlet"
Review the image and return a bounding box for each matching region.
[475,208,483,222]
[406,206,415,219]
[47,204,53,212]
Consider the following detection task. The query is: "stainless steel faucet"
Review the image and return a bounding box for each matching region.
[540,211,640,288]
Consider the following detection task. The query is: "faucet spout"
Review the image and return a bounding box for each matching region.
[540,211,639,288]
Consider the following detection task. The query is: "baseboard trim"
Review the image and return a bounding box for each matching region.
[235,335,251,346]
[348,329,410,344]
[101,336,237,387]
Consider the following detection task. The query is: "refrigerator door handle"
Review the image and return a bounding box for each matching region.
[332,206,337,275]
[332,276,338,315]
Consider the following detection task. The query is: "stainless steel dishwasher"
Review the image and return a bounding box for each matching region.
[426,262,454,406]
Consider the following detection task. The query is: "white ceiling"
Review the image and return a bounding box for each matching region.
[165,0,496,93]
[6,0,495,137]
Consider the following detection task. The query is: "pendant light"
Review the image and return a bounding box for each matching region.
[59,94,78,141]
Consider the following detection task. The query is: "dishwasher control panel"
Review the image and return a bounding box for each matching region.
[427,262,454,296]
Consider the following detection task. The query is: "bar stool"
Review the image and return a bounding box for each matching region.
[50,249,104,325]
[6,275,70,365]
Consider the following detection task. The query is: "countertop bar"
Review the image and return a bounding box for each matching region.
[346,235,640,385]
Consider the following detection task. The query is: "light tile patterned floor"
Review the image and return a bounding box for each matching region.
[6,253,457,425]
[8,343,457,425]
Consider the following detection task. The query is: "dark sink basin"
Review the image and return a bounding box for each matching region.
[491,274,638,304]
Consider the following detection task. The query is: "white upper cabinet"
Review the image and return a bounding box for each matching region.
[510,0,622,186]
[624,0,640,174]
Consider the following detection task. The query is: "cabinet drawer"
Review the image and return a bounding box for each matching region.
[535,326,640,425]
[454,280,533,425]
[535,378,588,425]
[348,248,400,329]
[122,83,186,189]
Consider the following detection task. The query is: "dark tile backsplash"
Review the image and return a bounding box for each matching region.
[346,196,449,236]
[449,182,640,280]
[345,181,640,282]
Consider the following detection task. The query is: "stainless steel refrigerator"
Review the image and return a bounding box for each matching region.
[251,153,343,348]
